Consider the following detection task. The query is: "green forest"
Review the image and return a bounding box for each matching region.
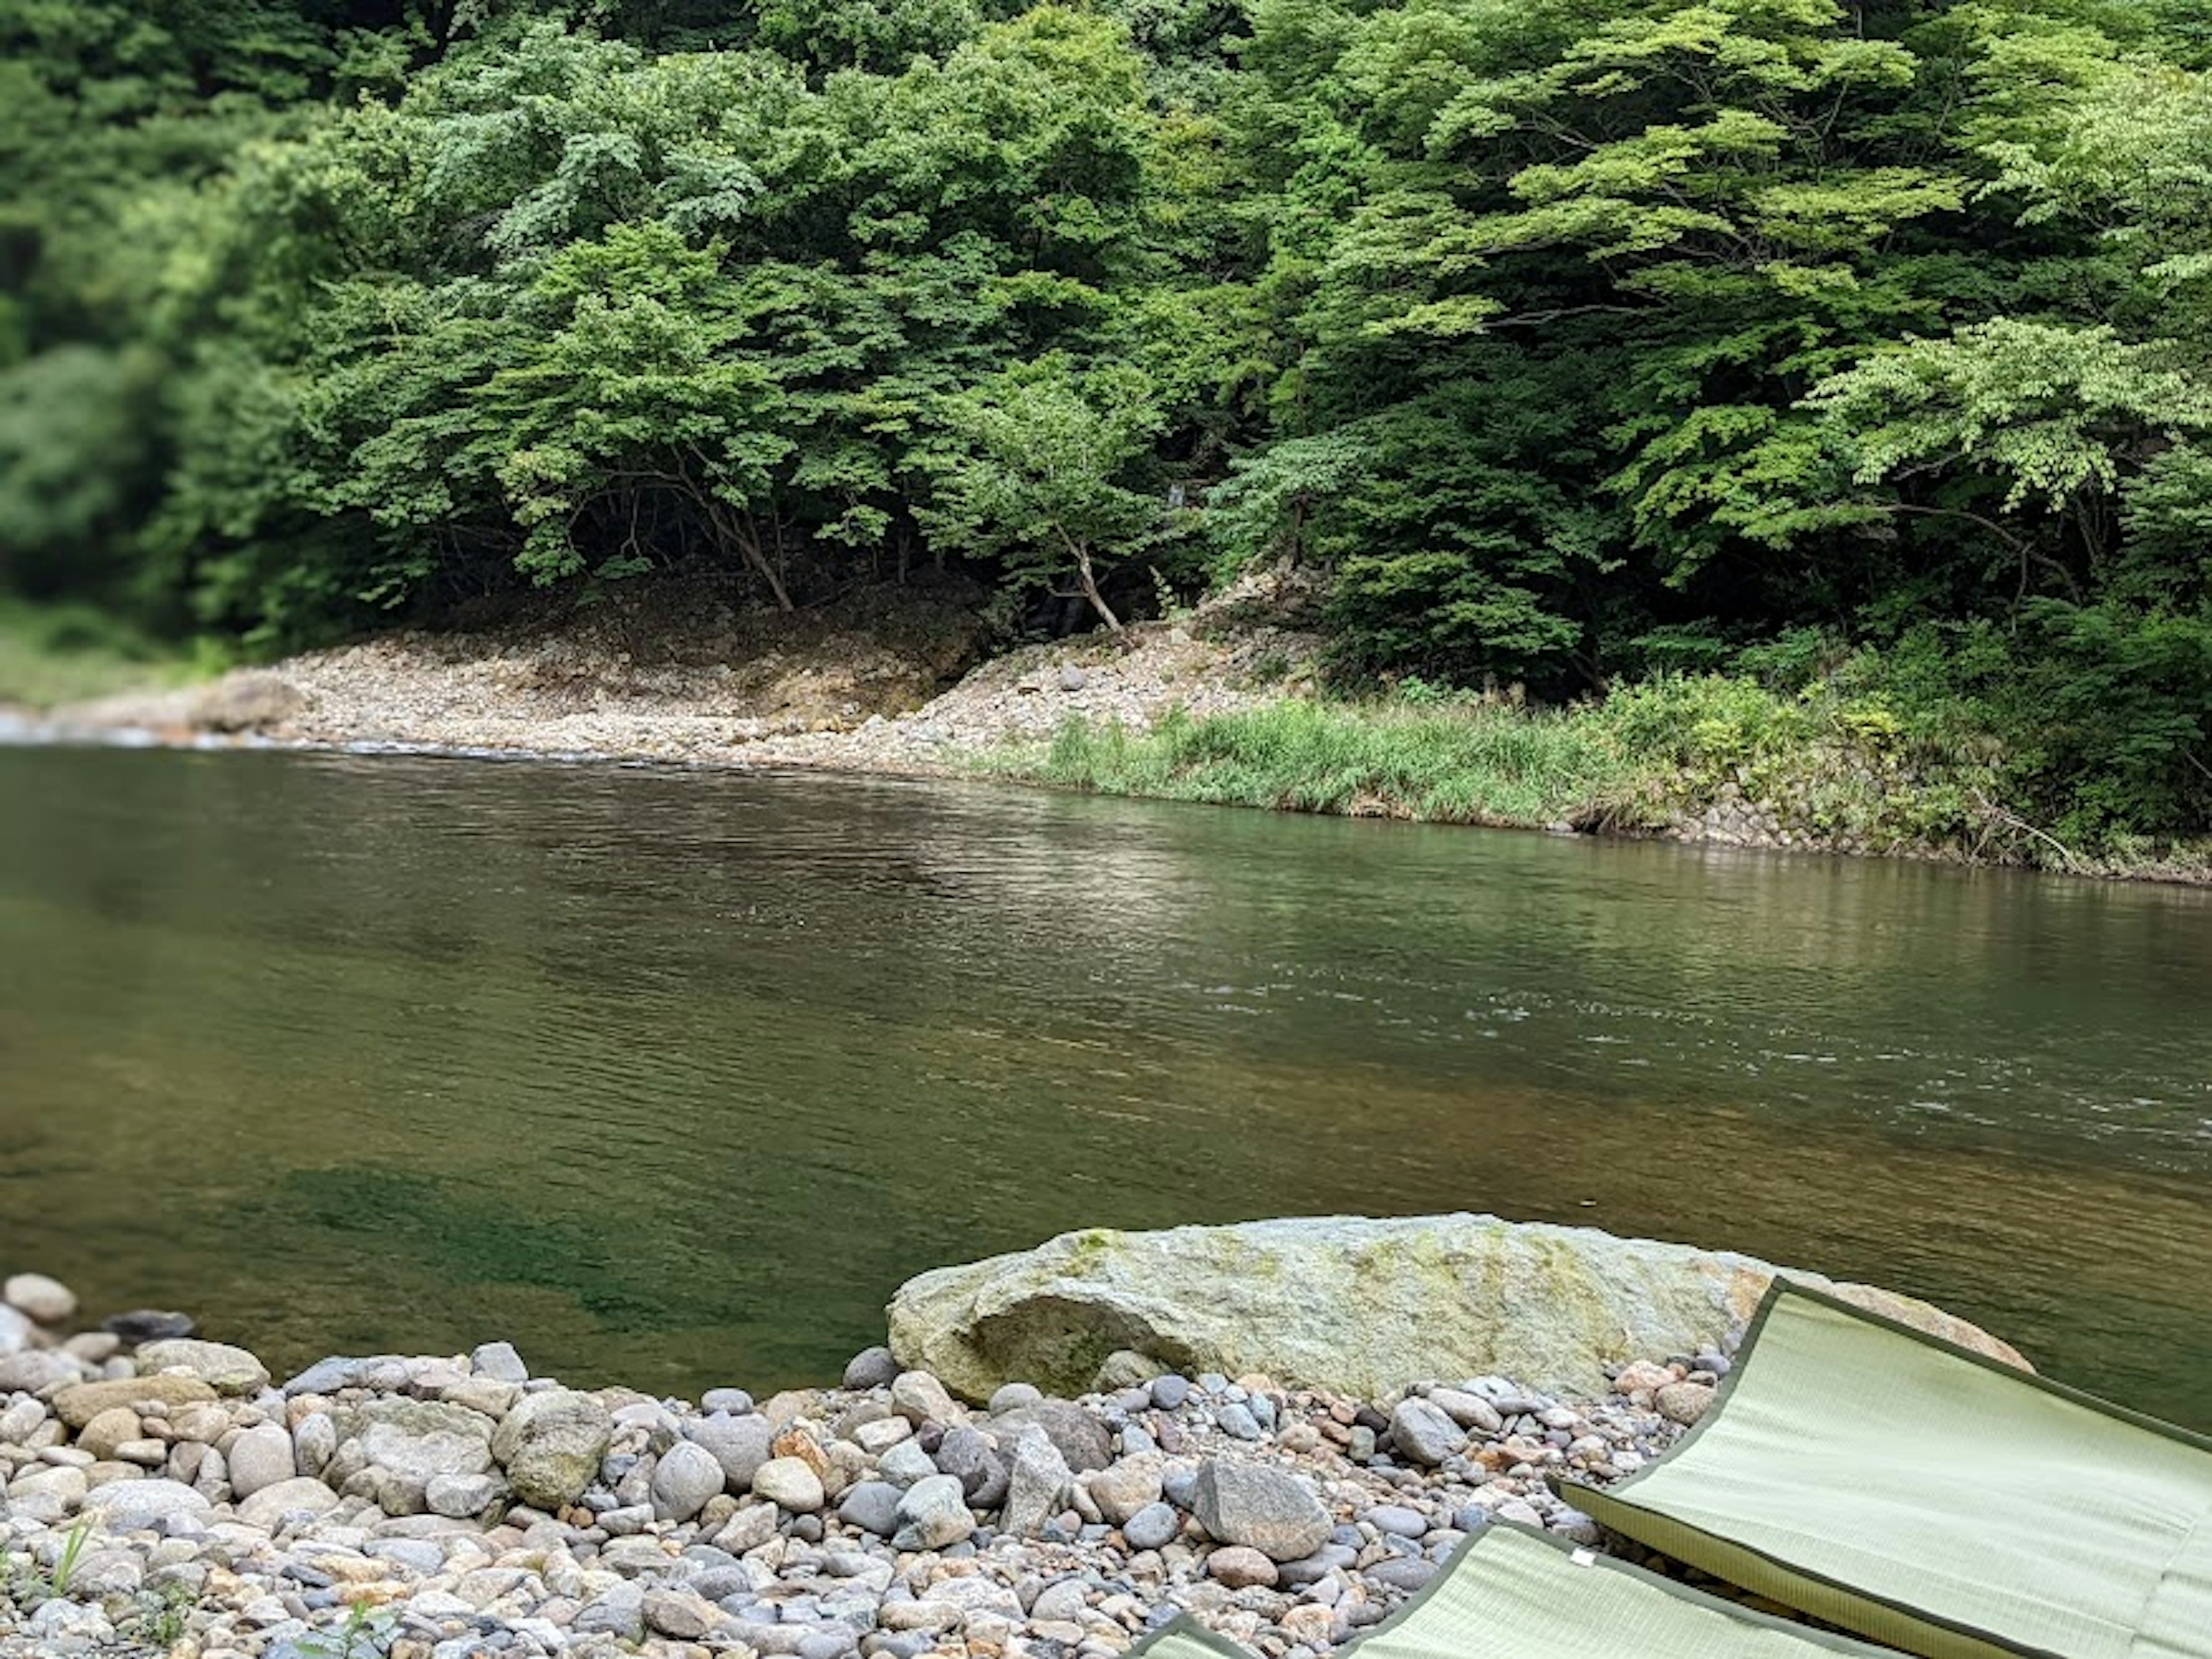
[4,0,2211,848]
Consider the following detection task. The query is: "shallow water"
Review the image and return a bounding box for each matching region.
[1,747,2207,1425]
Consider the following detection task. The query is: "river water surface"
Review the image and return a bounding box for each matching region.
[2,747,2207,1424]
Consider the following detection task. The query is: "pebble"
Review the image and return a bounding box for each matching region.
[1207,1546,1279,1589]
[755,1456,827,1513]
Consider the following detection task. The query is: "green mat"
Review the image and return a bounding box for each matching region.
[1125,1522,1890,1659]
[1558,1281,2212,1659]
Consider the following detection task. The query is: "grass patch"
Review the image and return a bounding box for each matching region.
[977,676,2212,879]
[982,696,1636,825]
[0,599,203,706]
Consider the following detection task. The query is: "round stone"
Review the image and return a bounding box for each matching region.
[753,1456,825,1513]
[4,1273,77,1324]
[1207,1546,1279,1589]
[1121,1502,1179,1552]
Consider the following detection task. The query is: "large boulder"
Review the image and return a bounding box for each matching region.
[885,1213,2028,1402]
[493,1389,612,1510]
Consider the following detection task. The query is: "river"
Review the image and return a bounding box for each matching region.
[1,747,2206,1425]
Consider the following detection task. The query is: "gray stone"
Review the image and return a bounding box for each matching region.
[893,1474,974,1550]
[237,1476,342,1531]
[688,1412,776,1489]
[1191,1459,1329,1562]
[989,1402,1112,1472]
[1366,1558,1440,1593]
[877,1438,937,1486]
[282,1357,380,1397]
[885,1214,2027,1400]
[470,1342,528,1383]
[351,1399,495,1487]
[715,1501,780,1554]
[1427,1388,1504,1434]
[81,1478,212,1532]
[1150,1375,1192,1410]
[1001,1427,1071,1539]
[293,1413,338,1479]
[102,1309,194,1344]
[1365,1503,1428,1538]
[1215,1403,1262,1441]
[0,1350,79,1393]
[575,1581,646,1640]
[931,1426,995,1494]
[492,1388,612,1510]
[425,1472,507,1518]
[1121,1502,1179,1552]
[703,1387,755,1414]
[228,1422,298,1499]
[652,1441,727,1522]
[837,1480,905,1539]
[1030,1580,1089,1623]
[888,1371,960,1427]
[1277,1544,1357,1588]
[1389,1398,1463,1467]
[986,1382,1042,1415]
[843,1348,900,1391]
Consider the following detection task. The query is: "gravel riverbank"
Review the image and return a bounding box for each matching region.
[3,578,1325,785]
[1,1270,1717,1659]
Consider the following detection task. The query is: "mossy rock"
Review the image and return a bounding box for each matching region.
[885,1214,2026,1403]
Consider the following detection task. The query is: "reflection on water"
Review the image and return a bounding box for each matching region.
[1,748,2207,1425]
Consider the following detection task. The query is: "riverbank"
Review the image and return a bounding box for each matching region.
[1,1264,1726,1659]
[7,578,2206,884]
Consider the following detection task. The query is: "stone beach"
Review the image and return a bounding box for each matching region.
[2,1265,1726,1659]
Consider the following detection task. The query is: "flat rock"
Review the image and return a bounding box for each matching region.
[135,1338,270,1395]
[350,1398,495,1483]
[55,1374,217,1429]
[886,1214,2028,1399]
[0,1350,80,1393]
[237,1476,342,1531]
[79,1478,212,1531]
[1207,1545,1279,1589]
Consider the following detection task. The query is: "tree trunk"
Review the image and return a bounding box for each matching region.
[1072,542,1121,632]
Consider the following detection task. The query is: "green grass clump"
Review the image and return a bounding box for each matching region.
[986,696,1634,825]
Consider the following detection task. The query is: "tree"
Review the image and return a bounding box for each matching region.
[926,359,1170,630]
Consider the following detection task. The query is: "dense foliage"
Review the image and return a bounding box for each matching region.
[3,0,2210,842]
